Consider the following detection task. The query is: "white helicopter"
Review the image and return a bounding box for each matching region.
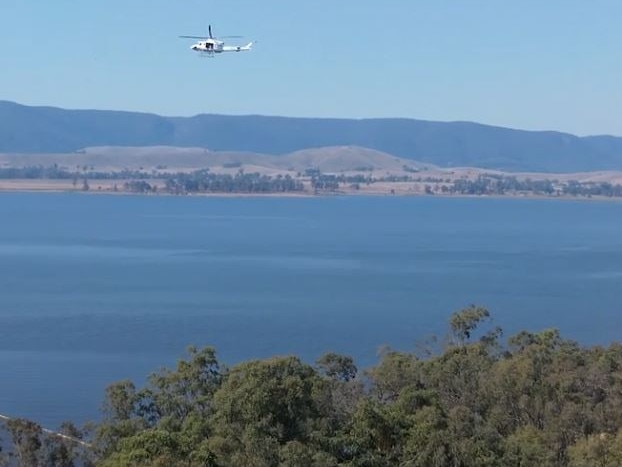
[180,25,254,56]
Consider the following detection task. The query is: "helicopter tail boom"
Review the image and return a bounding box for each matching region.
[222,42,254,52]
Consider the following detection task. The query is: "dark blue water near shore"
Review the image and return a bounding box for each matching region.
[1,193,622,427]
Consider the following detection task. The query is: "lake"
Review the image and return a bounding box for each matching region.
[1,193,622,428]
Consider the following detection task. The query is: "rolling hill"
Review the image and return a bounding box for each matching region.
[0,145,429,174]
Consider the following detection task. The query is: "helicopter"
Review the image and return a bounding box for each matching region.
[180,25,254,56]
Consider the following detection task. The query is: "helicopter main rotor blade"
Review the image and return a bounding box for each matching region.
[179,35,207,39]
[220,35,244,39]
[209,25,213,39]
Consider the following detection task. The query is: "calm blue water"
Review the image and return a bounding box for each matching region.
[1,193,622,427]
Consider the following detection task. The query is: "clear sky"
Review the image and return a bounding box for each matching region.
[1,0,620,136]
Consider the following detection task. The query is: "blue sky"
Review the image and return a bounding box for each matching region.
[1,0,620,135]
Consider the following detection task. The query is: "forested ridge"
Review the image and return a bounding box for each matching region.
[3,100,622,172]
[3,306,622,466]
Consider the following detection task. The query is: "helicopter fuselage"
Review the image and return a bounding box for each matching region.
[191,39,223,53]
[190,39,253,54]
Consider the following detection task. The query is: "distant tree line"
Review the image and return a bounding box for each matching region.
[0,165,74,179]
[0,165,154,181]
[310,174,389,192]
[4,165,622,198]
[443,176,556,196]
[0,166,305,195]
[561,180,622,197]
[441,175,622,198]
[4,306,622,465]
[163,170,304,194]
[123,181,156,194]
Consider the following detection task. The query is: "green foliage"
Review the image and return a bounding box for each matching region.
[98,429,212,467]
[42,421,87,467]
[449,305,491,343]
[208,356,322,464]
[165,170,304,194]
[94,347,222,464]
[366,350,420,403]
[145,345,222,422]
[6,418,43,467]
[502,426,555,466]
[568,431,622,467]
[446,174,622,198]
[316,353,358,382]
[11,307,622,466]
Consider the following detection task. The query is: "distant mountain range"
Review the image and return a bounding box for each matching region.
[1,100,621,173]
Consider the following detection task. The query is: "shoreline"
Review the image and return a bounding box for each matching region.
[1,184,622,203]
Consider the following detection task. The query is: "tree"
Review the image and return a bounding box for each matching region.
[98,429,188,467]
[6,418,43,467]
[367,350,420,403]
[316,353,357,382]
[209,356,326,464]
[568,431,622,467]
[42,421,88,467]
[0,430,8,467]
[95,347,223,464]
[501,426,554,466]
[145,346,222,423]
[102,380,138,422]
[449,305,491,344]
